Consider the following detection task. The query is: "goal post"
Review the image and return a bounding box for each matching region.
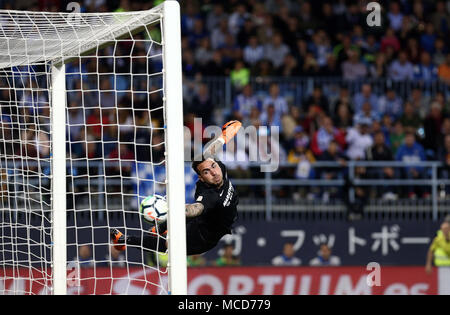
[51,64,67,295]
[0,1,186,295]
[162,1,187,295]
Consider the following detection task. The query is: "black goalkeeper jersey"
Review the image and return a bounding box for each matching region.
[193,160,239,243]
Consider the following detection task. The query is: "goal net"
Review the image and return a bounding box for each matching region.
[0,1,187,295]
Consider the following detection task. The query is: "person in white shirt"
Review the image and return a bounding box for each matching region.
[262,83,289,117]
[271,242,302,266]
[309,243,341,266]
[346,117,374,160]
[243,36,265,66]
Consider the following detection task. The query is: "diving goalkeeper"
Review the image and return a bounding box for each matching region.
[110,120,241,256]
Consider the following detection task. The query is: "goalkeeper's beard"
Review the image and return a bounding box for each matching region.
[202,175,224,188]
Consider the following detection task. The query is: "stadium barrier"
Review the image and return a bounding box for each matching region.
[1,266,448,295]
[191,76,450,111]
[2,160,450,221]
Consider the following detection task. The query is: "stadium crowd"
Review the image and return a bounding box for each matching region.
[176,0,450,202]
[1,0,450,203]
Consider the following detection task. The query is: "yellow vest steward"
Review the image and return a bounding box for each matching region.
[430,230,450,267]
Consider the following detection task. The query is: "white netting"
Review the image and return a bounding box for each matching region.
[0,6,174,295]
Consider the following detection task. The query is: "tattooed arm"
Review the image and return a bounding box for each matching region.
[185,203,204,218]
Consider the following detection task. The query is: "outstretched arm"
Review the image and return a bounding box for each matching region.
[185,202,204,218]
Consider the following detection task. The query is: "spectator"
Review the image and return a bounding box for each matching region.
[210,18,229,50]
[262,83,289,117]
[438,53,450,84]
[271,242,301,266]
[368,52,388,79]
[333,86,353,115]
[279,54,301,77]
[346,117,374,161]
[380,114,394,147]
[413,51,439,82]
[378,88,403,120]
[214,244,240,266]
[420,22,437,55]
[365,131,396,200]
[302,52,320,76]
[390,120,405,156]
[220,33,241,70]
[73,245,95,268]
[311,116,345,157]
[194,37,214,68]
[431,0,450,35]
[387,1,404,32]
[319,54,341,77]
[284,16,302,51]
[264,32,290,70]
[426,221,450,274]
[388,50,415,81]
[281,106,301,141]
[181,2,201,35]
[309,30,332,68]
[320,2,341,37]
[341,49,367,81]
[206,3,228,33]
[380,28,401,53]
[423,101,444,155]
[188,19,208,48]
[400,102,422,133]
[353,84,379,115]
[353,102,380,124]
[232,84,262,123]
[309,243,341,267]
[303,86,330,115]
[202,51,226,76]
[237,16,257,47]
[405,37,421,64]
[287,126,315,174]
[318,140,347,200]
[432,37,447,66]
[409,87,431,119]
[187,254,207,267]
[260,104,282,129]
[187,83,214,126]
[351,25,366,51]
[230,60,250,89]
[437,134,450,183]
[182,49,199,77]
[395,131,428,199]
[243,35,264,67]
[334,102,353,130]
[228,3,249,36]
[297,1,319,36]
[361,34,380,65]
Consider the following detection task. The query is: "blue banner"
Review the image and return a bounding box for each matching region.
[203,219,441,266]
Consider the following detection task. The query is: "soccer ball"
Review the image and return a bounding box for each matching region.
[139,195,168,224]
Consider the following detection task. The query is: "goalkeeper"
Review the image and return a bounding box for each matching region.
[110,121,241,255]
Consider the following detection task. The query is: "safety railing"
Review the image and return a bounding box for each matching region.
[232,160,450,221]
[186,76,450,110]
[3,160,450,222]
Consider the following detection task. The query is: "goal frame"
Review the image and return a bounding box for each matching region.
[4,0,187,295]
